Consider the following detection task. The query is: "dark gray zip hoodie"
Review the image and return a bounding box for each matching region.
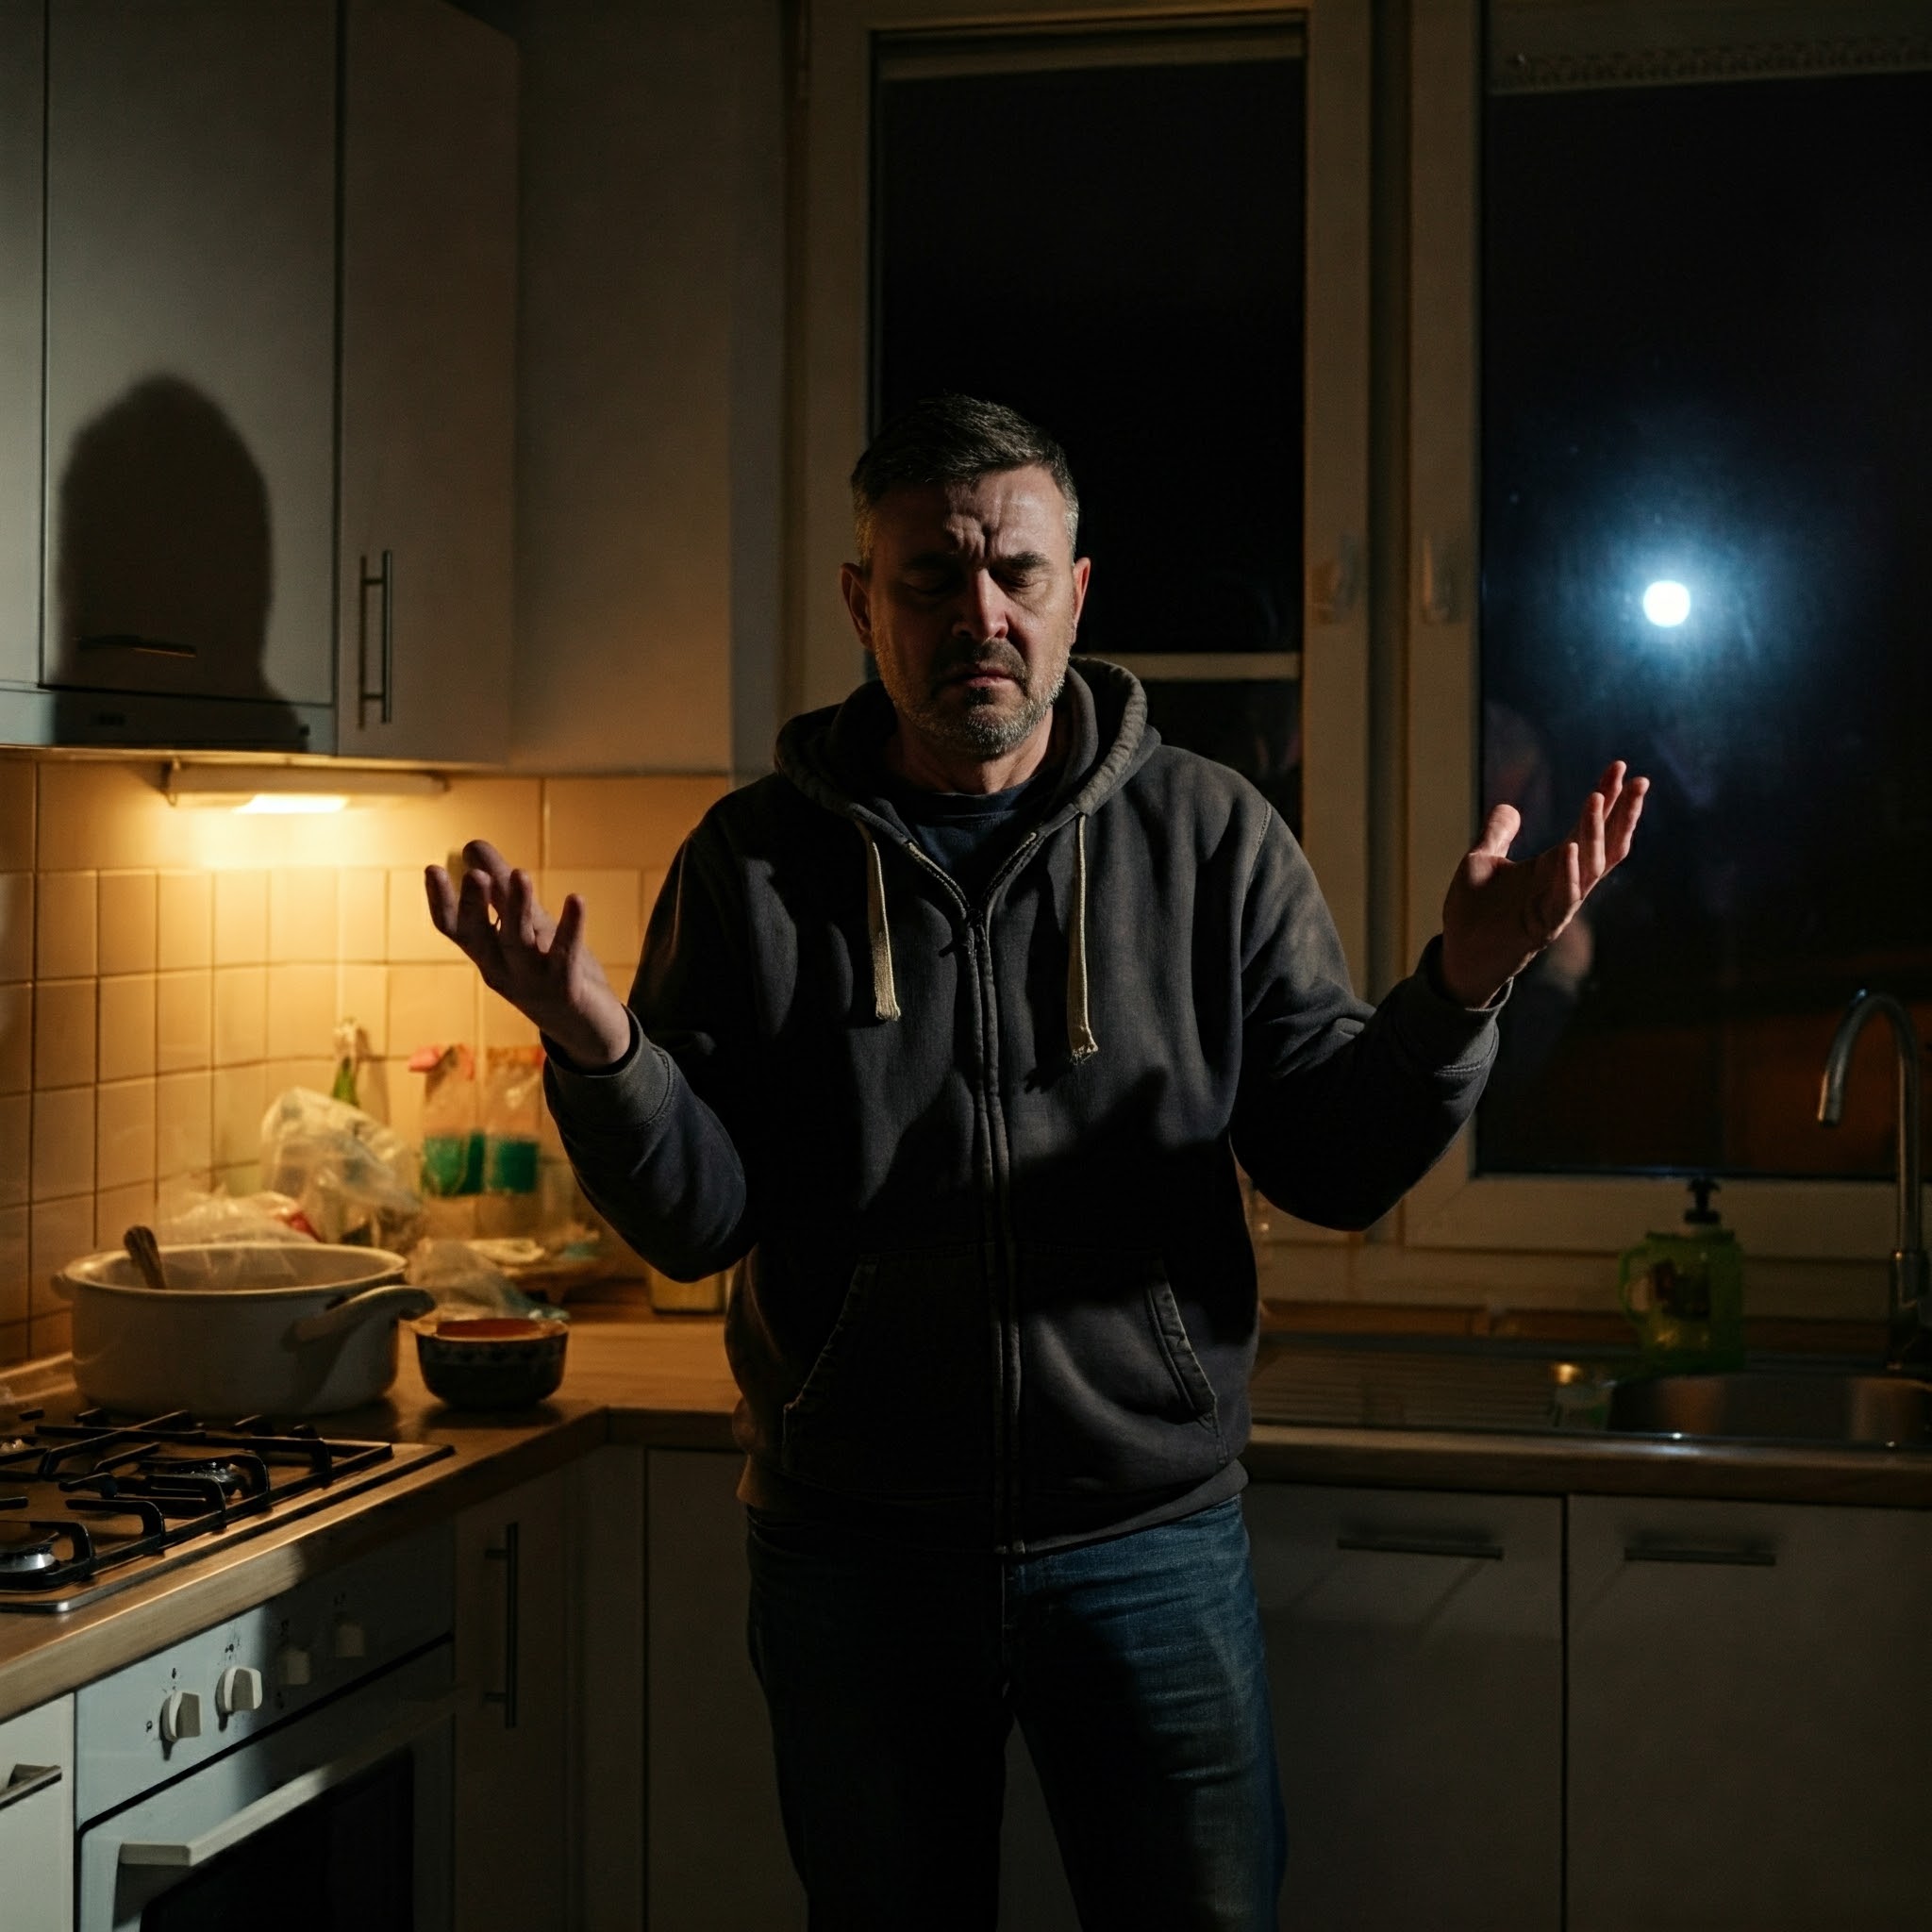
[546,660,1501,1554]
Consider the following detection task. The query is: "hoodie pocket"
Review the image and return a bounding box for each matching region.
[778,1244,993,1499]
[1016,1244,1229,1499]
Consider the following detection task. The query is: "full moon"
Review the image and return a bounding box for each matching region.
[1642,580,1691,627]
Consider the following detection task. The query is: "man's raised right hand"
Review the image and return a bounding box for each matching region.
[425,841,634,1072]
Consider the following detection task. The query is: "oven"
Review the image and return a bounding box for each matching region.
[70,1524,455,1932]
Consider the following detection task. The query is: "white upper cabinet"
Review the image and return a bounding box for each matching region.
[0,0,46,695]
[43,0,340,744]
[338,0,515,766]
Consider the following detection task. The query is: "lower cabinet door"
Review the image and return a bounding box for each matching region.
[1567,1495,1932,1932]
[1247,1483,1563,1931]
[0,1693,75,1932]
[453,1467,573,1931]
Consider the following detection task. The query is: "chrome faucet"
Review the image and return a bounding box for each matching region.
[1818,990,1927,1364]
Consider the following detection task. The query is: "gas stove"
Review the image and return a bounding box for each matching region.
[0,1406,451,1613]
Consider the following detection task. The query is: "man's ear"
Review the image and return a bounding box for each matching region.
[839,561,874,649]
[1069,555,1092,634]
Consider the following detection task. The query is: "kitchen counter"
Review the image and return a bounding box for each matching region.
[5,1291,1930,1722]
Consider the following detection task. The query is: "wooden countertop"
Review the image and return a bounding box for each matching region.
[4,1290,1928,1722]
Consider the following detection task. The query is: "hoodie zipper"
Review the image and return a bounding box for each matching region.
[877,821,1049,1553]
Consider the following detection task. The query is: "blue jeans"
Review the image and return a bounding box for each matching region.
[745,1496,1286,1930]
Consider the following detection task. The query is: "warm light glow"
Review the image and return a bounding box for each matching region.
[1642,579,1691,627]
[233,793,349,815]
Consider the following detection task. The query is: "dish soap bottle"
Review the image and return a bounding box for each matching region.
[1617,1176,1745,1374]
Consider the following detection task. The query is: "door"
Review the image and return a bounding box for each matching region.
[1246,1482,1563,1930]
[453,1467,573,1931]
[0,0,42,697]
[1568,1494,1932,1932]
[337,0,515,765]
[42,0,338,734]
[0,1693,75,1932]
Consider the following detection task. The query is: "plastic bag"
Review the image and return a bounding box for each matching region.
[483,1046,544,1194]
[258,1088,425,1250]
[154,1180,319,1245]
[410,1045,484,1197]
[404,1240,567,1324]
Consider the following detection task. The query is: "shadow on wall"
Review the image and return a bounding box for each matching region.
[48,375,304,746]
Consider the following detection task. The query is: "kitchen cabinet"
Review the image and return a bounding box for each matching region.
[16,0,512,758]
[1247,1482,1564,1931]
[454,1464,574,1932]
[1567,1495,1932,1932]
[0,0,42,705]
[0,1692,75,1932]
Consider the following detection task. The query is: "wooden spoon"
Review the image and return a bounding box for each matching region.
[124,1224,169,1293]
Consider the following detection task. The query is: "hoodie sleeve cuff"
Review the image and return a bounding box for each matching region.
[541,1010,675,1130]
[1385,936,1508,1070]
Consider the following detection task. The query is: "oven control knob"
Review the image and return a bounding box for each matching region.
[278,1644,313,1688]
[217,1666,264,1716]
[159,1690,203,1744]
[333,1617,366,1660]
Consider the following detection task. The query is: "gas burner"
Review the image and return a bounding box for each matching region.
[0,1530,60,1575]
[143,1456,267,1498]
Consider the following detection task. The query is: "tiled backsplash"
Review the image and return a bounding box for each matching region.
[0,755,726,1366]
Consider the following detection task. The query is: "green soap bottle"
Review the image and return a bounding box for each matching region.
[1617,1176,1745,1374]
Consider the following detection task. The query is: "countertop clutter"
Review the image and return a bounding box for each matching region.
[6,1287,1930,1725]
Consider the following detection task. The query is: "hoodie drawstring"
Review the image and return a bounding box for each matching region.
[858,812,1098,1061]
[1066,812,1099,1061]
[858,824,902,1023]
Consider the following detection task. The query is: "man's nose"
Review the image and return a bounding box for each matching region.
[952,570,1008,641]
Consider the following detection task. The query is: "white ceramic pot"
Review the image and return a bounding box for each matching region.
[55,1242,432,1418]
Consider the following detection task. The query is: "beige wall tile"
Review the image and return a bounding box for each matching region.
[0,984,27,1095]
[36,870,97,978]
[268,964,336,1060]
[30,1195,96,1315]
[211,1064,266,1169]
[157,970,213,1074]
[157,871,212,971]
[270,868,338,962]
[0,873,30,982]
[265,1058,334,1104]
[382,1059,425,1149]
[0,1206,25,1324]
[28,1307,71,1358]
[0,1320,28,1367]
[352,1057,393,1126]
[542,774,725,870]
[212,966,268,1067]
[386,868,448,963]
[32,1087,94,1200]
[97,871,158,974]
[336,774,541,872]
[0,759,33,872]
[338,964,389,1056]
[33,978,96,1090]
[213,870,269,965]
[481,988,540,1051]
[0,1093,25,1208]
[98,974,157,1082]
[541,869,641,968]
[95,1181,158,1251]
[97,1078,157,1191]
[338,869,387,960]
[389,963,476,1058]
[36,761,189,871]
[157,1070,213,1179]
[216,1160,261,1198]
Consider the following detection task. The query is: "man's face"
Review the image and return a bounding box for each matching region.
[841,466,1091,765]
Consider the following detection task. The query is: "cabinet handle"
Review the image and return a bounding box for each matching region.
[358,549,395,726]
[483,1523,520,1730]
[0,1764,62,1813]
[1336,1534,1505,1561]
[1623,1541,1776,1568]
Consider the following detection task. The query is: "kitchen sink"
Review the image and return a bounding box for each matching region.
[1606,1370,1932,1447]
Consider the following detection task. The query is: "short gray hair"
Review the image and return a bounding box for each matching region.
[850,394,1080,568]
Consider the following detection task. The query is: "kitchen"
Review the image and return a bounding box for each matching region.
[3,0,1931,1928]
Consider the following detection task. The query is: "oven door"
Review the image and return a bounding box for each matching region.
[75,1641,453,1932]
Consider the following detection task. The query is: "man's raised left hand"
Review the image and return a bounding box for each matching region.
[1438,759,1648,1009]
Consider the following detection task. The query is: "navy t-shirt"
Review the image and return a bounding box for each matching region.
[887,762,1059,902]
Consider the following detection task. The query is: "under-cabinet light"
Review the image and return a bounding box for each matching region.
[163,762,448,811]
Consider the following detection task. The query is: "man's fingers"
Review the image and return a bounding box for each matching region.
[454,867,501,954]
[461,840,515,893]
[505,867,556,951]
[553,891,589,960]
[424,865,459,939]
[1474,802,1522,859]
[1605,774,1648,866]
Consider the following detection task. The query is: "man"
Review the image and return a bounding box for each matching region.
[427,396,1644,1929]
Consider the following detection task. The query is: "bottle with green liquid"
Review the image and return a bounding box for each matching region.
[1618,1176,1745,1374]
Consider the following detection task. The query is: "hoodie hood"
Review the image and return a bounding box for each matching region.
[774,658,1158,1055]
